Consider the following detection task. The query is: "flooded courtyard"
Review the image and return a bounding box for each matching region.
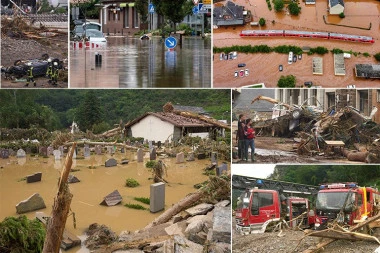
[70,36,211,88]
[0,149,219,251]
[213,0,379,87]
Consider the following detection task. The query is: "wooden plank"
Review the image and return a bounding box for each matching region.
[325,140,345,146]
[100,190,122,206]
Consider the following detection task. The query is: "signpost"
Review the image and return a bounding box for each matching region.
[148,3,155,13]
[165,37,177,50]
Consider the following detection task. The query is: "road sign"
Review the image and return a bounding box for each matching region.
[165,37,177,49]
[148,3,155,13]
[198,3,207,13]
[192,6,199,15]
[203,0,211,4]
[192,0,199,5]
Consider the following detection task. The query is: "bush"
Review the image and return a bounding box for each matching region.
[145,160,157,168]
[363,52,370,57]
[124,203,147,210]
[259,18,266,26]
[339,12,345,18]
[331,48,344,54]
[309,46,329,55]
[288,2,301,16]
[134,197,150,205]
[178,24,192,35]
[0,215,46,253]
[374,53,380,61]
[277,75,296,88]
[125,178,140,187]
[92,121,111,134]
[274,0,284,12]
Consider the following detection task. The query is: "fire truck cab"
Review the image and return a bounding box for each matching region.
[235,188,314,234]
[315,183,380,228]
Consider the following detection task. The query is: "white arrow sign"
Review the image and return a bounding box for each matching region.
[168,40,174,46]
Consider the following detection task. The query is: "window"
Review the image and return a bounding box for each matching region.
[259,192,274,207]
[133,7,139,28]
[108,10,111,21]
[358,194,363,206]
[377,90,380,102]
[124,7,129,28]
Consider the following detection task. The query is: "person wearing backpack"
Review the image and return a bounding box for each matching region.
[244,118,256,162]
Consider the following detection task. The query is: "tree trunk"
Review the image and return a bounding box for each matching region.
[42,143,76,253]
[144,191,203,229]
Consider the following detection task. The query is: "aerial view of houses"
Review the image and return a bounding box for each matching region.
[213,0,380,88]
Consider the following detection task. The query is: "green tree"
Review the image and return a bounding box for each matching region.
[274,0,284,12]
[339,12,345,18]
[288,2,301,16]
[259,18,266,26]
[374,53,380,62]
[135,0,149,29]
[151,0,193,33]
[277,75,296,88]
[76,90,103,131]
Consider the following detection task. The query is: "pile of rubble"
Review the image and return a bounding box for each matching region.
[85,201,231,253]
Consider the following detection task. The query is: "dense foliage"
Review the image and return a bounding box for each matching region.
[288,2,301,16]
[375,53,380,62]
[277,75,296,88]
[0,90,230,132]
[0,215,46,253]
[270,165,380,187]
[259,18,266,26]
[274,0,284,12]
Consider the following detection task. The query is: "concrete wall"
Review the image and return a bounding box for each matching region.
[131,115,175,142]
[371,90,380,124]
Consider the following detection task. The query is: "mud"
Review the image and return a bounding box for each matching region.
[0,151,215,243]
[213,0,380,88]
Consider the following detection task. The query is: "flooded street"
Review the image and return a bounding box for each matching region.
[70,37,211,88]
[0,151,216,251]
[213,0,380,87]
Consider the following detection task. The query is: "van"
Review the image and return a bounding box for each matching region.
[288,52,293,64]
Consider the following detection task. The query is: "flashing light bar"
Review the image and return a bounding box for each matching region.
[320,183,357,190]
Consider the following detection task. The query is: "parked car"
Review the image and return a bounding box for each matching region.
[245,69,249,76]
[239,70,244,77]
[293,56,297,63]
[238,63,246,68]
[298,54,302,60]
[279,65,283,71]
[85,29,107,43]
[71,25,84,40]
[234,71,238,77]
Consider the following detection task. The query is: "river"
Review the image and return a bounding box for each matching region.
[70,36,212,88]
[0,149,216,252]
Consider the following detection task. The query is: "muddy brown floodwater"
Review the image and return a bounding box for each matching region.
[0,151,216,252]
[213,0,380,88]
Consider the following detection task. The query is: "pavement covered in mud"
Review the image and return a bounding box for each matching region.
[213,0,380,87]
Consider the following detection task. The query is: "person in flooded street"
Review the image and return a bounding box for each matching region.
[50,61,59,86]
[236,114,246,161]
[244,118,256,162]
[25,62,36,87]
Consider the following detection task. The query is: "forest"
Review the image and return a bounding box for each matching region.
[0,89,231,133]
[270,165,380,188]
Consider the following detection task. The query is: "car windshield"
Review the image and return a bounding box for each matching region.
[85,30,103,38]
[237,191,250,209]
[316,192,356,211]
[75,27,83,33]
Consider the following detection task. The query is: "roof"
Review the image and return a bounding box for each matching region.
[233,89,275,112]
[172,105,206,114]
[213,1,244,26]
[125,112,217,128]
[329,0,344,7]
[355,64,380,79]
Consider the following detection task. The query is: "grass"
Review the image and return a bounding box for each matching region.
[125,178,140,187]
[134,197,150,205]
[124,203,147,210]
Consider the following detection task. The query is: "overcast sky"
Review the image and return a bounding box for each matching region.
[232,164,275,179]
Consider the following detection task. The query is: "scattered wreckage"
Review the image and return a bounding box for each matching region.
[250,95,380,163]
[1,54,64,80]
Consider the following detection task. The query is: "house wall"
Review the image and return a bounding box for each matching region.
[131,115,174,142]
[100,5,140,35]
[371,90,380,124]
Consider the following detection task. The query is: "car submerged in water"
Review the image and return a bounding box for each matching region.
[1,54,64,79]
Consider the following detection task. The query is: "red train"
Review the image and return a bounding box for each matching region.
[240,30,374,43]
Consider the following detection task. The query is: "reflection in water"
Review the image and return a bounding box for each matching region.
[0,152,214,252]
[70,37,211,88]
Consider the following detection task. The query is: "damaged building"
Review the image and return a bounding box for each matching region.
[124,109,229,143]
[213,1,245,27]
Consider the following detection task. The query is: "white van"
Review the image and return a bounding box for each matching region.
[288,51,293,64]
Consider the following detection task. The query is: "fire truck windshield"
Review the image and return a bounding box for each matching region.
[316,192,356,212]
[237,192,250,209]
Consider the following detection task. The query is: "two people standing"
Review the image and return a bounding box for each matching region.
[236,114,256,162]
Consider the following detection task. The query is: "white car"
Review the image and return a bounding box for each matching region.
[85,29,107,43]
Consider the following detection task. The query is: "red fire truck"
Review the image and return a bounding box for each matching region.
[233,175,319,234]
[315,182,380,228]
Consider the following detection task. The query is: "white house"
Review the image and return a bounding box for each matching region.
[125,112,228,143]
[329,0,344,15]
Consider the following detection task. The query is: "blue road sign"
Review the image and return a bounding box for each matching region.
[192,6,199,15]
[148,3,155,13]
[198,3,207,13]
[165,37,177,49]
